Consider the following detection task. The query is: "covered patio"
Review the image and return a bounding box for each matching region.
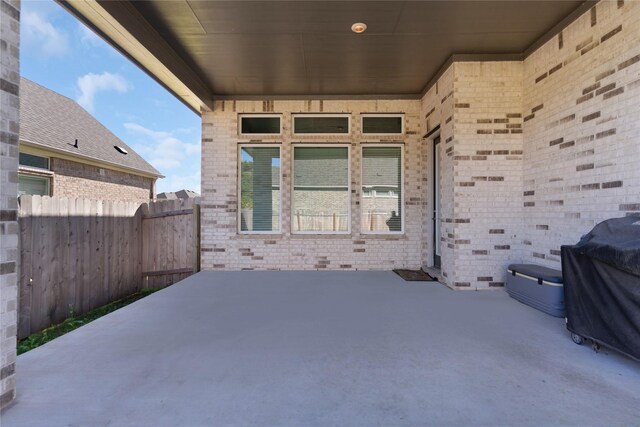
[4,271,639,426]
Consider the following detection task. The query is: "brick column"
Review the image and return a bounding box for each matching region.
[0,0,20,409]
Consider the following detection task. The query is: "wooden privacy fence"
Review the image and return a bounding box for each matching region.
[18,196,200,339]
[141,198,200,288]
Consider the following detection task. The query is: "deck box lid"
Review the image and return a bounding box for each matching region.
[508,264,563,284]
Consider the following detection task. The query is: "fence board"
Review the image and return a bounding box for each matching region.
[17,196,201,339]
[77,198,91,315]
[18,197,33,338]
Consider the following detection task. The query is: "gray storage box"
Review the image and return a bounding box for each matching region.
[506,264,565,317]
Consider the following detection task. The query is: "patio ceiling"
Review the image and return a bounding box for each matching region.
[59,0,593,112]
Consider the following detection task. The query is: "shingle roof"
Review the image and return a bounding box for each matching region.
[157,189,200,199]
[19,77,162,177]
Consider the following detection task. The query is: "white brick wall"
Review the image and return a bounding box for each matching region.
[451,62,525,289]
[421,63,524,289]
[421,66,455,286]
[416,1,640,289]
[0,0,20,409]
[522,0,640,268]
[200,100,426,271]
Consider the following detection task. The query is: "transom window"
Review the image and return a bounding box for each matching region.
[239,146,281,233]
[292,146,350,233]
[239,115,282,135]
[293,114,350,135]
[361,114,404,134]
[361,146,403,233]
[19,153,49,170]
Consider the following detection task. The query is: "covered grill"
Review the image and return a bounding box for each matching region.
[561,215,640,361]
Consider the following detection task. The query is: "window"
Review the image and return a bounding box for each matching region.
[19,153,49,170]
[239,146,281,233]
[239,115,281,135]
[293,115,350,135]
[292,146,350,233]
[361,114,404,134]
[361,146,403,233]
[18,174,50,196]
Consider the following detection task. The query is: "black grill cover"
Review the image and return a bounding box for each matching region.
[561,215,640,361]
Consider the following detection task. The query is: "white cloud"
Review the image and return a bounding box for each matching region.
[124,122,200,173]
[78,23,103,48]
[22,11,69,57]
[76,72,129,112]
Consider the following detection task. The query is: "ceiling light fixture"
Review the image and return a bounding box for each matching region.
[351,22,367,34]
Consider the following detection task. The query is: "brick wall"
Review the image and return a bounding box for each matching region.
[0,0,20,409]
[420,1,640,289]
[421,66,455,285]
[201,100,426,271]
[421,63,525,289]
[201,2,639,287]
[522,0,640,268]
[51,158,155,201]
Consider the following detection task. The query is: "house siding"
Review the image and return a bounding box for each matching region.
[0,0,20,408]
[48,157,155,201]
[201,100,426,271]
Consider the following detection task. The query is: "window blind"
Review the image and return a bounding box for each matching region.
[239,146,280,232]
[361,147,403,232]
[293,147,349,232]
[18,174,50,196]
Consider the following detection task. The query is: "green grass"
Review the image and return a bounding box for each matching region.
[17,288,159,355]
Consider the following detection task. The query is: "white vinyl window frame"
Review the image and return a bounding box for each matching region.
[237,144,283,235]
[360,144,405,235]
[360,113,405,135]
[291,114,351,136]
[238,114,283,137]
[291,143,352,235]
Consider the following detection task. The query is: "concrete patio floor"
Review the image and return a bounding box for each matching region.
[2,271,639,426]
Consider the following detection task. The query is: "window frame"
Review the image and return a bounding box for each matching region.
[360,113,405,135]
[360,144,405,235]
[237,144,283,235]
[291,144,352,235]
[18,173,51,196]
[19,152,50,170]
[238,114,282,137]
[292,114,351,136]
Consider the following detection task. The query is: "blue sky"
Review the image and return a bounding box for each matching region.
[20,0,201,194]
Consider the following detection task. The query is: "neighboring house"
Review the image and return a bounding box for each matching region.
[157,189,200,200]
[61,1,640,289]
[18,78,162,201]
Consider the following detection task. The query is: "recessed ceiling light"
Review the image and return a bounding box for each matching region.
[351,22,367,34]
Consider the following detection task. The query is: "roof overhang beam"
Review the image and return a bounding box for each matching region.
[58,0,213,115]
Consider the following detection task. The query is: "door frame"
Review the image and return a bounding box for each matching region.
[423,125,441,270]
[432,135,441,269]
